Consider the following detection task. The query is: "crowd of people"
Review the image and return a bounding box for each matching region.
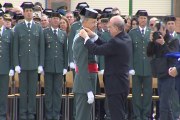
[0,1,180,120]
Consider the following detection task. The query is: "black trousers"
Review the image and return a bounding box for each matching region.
[107,92,128,120]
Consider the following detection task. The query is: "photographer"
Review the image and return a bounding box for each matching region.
[147,20,179,120]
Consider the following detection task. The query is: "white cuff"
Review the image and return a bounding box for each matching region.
[84,36,90,44]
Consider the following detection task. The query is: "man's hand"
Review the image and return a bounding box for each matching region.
[15,66,21,73]
[129,69,135,75]
[156,35,165,45]
[87,91,94,104]
[84,28,96,38]
[38,66,44,74]
[63,69,67,75]
[169,67,178,77]
[9,69,14,76]
[79,29,89,39]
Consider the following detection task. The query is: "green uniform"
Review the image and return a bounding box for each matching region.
[13,21,44,120]
[43,27,68,120]
[129,27,152,120]
[0,27,13,120]
[68,21,82,65]
[68,21,82,120]
[72,33,97,120]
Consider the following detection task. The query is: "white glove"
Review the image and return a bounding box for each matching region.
[9,69,14,76]
[87,91,94,104]
[38,66,44,74]
[129,69,135,75]
[63,69,67,75]
[178,58,180,61]
[99,69,104,74]
[15,66,21,73]
[70,62,75,69]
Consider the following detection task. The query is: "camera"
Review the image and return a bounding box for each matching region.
[153,31,162,42]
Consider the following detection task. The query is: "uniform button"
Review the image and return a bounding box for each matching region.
[0,50,1,52]
[0,56,1,58]
[55,56,57,57]
[56,51,57,53]
[29,44,31,46]
[56,46,57,47]
[0,41,1,43]
[29,50,31,51]
[0,46,1,47]
[144,57,146,59]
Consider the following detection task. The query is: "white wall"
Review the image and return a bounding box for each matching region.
[71,0,171,16]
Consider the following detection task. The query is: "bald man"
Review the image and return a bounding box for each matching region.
[79,16,132,120]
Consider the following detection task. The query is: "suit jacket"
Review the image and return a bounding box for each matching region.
[85,31,132,95]
[68,21,82,64]
[0,27,13,74]
[43,28,68,73]
[13,21,45,70]
[72,34,97,94]
[129,27,152,76]
[98,31,111,70]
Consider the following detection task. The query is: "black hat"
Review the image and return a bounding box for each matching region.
[20,2,34,10]
[13,13,24,20]
[3,13,12,20]
[80,7,87,16]
[0,3,2,8]
[84,8,98,19]
[164,15,176,23]
[136,10,148,16]
[94,9,102,14]
[0,9,4,16]
[76,2,89,11]
[51,12,61,18]
[3,3,13,8]
[103,7,113,14]
[43,9,54,17]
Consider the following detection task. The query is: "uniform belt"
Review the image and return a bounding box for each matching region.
[75,63,98,73]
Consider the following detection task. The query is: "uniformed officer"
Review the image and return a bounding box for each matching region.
[13,2,44,120]
[68,3,89,120]
[129,10,152,120]
[68,2,89,71]
[0,12,14,120]
[3,3,13,12]
[43,11,68,120]
[72,8,98,120]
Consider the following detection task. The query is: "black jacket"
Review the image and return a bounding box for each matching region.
[85,31,132,95]
[147,33,179,78]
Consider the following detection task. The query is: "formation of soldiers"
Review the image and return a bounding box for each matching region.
[0,1,180,120]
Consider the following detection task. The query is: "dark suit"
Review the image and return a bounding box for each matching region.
[84,31,132,120]
[13,21,44,120]
[0,27,13,120]
[43,27,68,120]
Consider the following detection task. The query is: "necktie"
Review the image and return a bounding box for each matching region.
[27,23,31,29]
[141,29,144,36]
[54,29,57,36]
